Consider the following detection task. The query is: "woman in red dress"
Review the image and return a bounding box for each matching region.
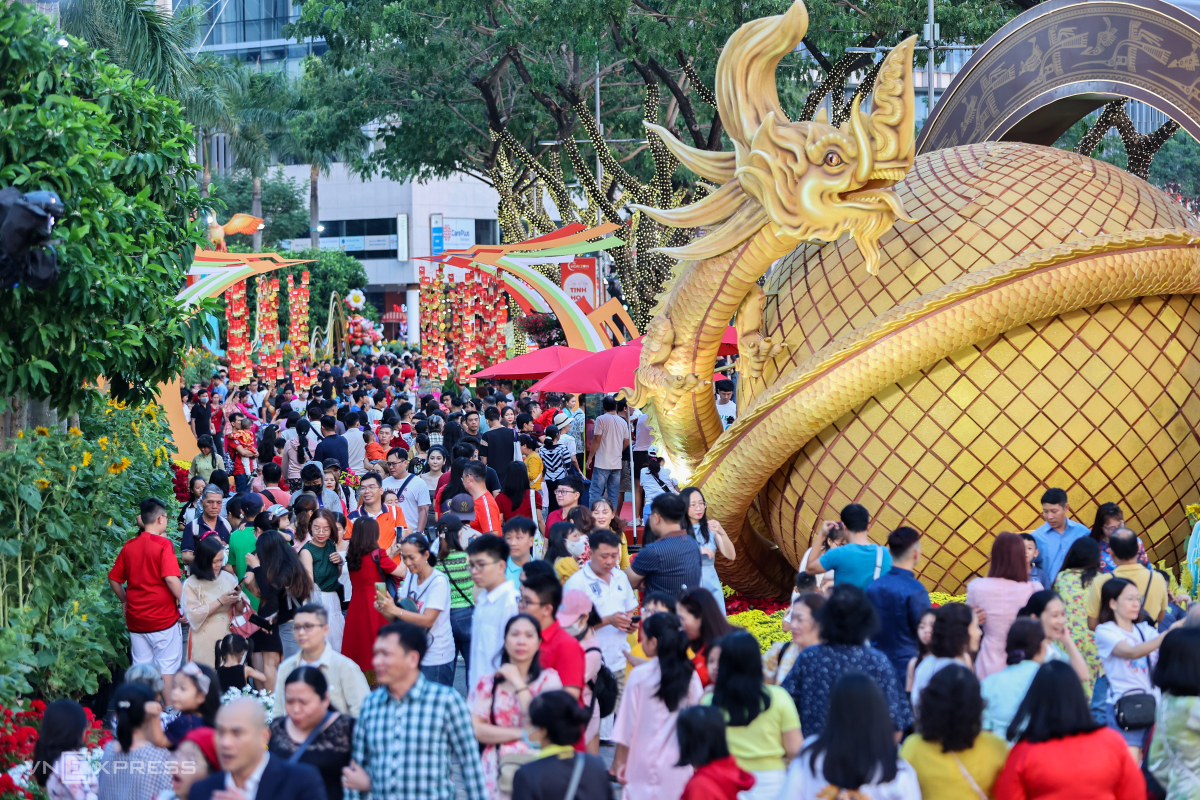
[341,517,406,682]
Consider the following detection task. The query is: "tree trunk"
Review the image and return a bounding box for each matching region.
[252,174,263,251]
[309,164,320,249]
[200,133,212,199]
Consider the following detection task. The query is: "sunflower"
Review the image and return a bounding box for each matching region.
[68,427,82,437]
[107,457,132,475]
[82,451,92,467]
[34,426,49,437]
[35,479,50,490]
[98,436,108,451]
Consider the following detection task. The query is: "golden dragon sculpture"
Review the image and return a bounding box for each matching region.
[628,1,1200,596]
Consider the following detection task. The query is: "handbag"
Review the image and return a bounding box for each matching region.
[229,595,260,638]
[585,647,619,718]
[1114,624,1157,731]
[497,752,540,794]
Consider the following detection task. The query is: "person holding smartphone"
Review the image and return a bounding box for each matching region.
[341,517,406,679]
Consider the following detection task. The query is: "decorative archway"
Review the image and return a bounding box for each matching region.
[918,0,1200,153]
[164,251,313,460]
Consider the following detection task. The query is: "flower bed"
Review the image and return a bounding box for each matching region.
[724,585,968,652]
[1,700,112,800]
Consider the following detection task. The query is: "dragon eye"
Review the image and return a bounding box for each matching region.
[824,152,843,167]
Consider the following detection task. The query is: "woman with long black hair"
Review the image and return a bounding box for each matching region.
[780,672,920,798]
[611,612,704,800]
[496,455,535,522]
[704,630,800,800]
[257,424,280,471]
[678,488,736,615]
[244,529,314,688]
[996,661,1142,797]
[677,587,734,687]
[97,683,172,800]
[32,699,97,800]
[469,613,562,799]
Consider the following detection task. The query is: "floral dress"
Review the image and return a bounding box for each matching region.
[1098,538,1150,573]
[1053,569,1100,692]
[469,668,562,800]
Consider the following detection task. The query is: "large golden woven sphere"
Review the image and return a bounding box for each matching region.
[755,141,1200,593]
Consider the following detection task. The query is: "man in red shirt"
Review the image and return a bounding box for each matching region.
[109,497,185,698]
[463,461,501,535]
[519,571,585,701]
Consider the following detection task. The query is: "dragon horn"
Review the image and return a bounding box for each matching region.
[867,36,918,181]
[715,1,809,149]
[644,122,736,183]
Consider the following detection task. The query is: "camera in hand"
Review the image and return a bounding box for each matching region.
[0,188,65,290]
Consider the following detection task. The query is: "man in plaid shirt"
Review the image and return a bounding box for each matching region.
[342,621,487,800]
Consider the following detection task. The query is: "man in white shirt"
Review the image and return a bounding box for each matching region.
[272,604,370,718]
[342,410,367,474]
[466,534,519,691]
[586,396,629,509]
[563,529,637,677]
[715,379,737,429]
[381,447,430,533]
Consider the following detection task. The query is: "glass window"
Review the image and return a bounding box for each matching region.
[344,220,366,236]
[260,47,286,62]
[311,42,328,57]
[319,221,344,237]
[475,219,498,246]
[365,218,396,235]
[288,44,309,57]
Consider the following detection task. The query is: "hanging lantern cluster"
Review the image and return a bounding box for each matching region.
[287,272,312,386]
[255,275,283,382]
[420,262,511,384]
[480,276,508,366]
[420,262,446,381]
[225,280,251,383]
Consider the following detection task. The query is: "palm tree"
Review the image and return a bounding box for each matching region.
[227,71,295,248]
[59,0,199,99]
[182,54,246,197]
[271,75,368,248]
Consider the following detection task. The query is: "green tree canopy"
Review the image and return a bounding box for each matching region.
[0,3,207,415]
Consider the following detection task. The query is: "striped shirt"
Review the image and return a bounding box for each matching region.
[538,443,572,481]
[438,552,475,609]
[347,677,487,800]
[630,530,702,597]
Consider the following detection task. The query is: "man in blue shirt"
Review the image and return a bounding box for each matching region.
[313,414,349,470]
[866,526,930,683]
[805,503,892,589]
[1030,487,1090,585]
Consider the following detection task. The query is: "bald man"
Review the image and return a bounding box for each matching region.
[188,697,328,800]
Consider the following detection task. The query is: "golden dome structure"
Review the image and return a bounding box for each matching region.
[626,0,1200,596]
[755,142,1200,593]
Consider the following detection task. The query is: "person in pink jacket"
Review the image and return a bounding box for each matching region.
[967,532,1043,679]
[610,613,704,800]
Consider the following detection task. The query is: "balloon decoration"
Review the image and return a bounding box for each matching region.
[224,280,250,383]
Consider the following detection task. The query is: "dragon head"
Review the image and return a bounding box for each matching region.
[634,2,917,274]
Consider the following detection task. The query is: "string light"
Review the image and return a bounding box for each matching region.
[1074,98,1179,179]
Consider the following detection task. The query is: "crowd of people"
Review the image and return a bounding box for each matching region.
[17,351,1198,800]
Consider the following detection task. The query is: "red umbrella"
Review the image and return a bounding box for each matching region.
[528,342,644,393]
[470,345,593,380]
[629,325,737,356]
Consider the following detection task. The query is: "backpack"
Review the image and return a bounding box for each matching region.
[585,647,619,718]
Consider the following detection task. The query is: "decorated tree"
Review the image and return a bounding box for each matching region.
[0,3,208,429]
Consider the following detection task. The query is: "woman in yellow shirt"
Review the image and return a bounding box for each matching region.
[702,631,801,800]
[900,663,1009,800]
